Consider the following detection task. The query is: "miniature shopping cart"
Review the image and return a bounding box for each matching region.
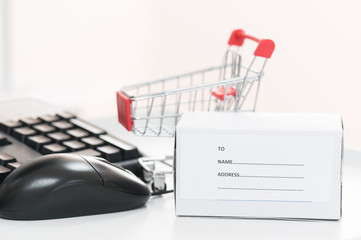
[116,29,275,137]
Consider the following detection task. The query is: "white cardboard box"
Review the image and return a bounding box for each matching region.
[175,112,343,220]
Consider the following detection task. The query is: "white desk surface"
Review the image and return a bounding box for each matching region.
[1,116,361,240]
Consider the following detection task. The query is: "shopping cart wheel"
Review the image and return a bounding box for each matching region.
[151,182,167,193]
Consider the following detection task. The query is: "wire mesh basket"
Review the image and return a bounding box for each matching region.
[116,29,275,137]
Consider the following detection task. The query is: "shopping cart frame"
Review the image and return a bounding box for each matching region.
[117,29,275,137]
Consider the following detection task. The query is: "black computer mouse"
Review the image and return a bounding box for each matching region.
[0,154,151,220]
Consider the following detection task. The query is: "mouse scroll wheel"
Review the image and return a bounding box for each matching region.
[93,157,108,163]
[84,156,151,195]
[120,168,134,176]
[92,158,132,173]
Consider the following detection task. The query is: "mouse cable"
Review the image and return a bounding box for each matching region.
[151,189,174,196]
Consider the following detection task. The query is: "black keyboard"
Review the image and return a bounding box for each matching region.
[0,99,144,184]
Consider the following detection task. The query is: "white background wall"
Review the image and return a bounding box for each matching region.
[2,0,361,149]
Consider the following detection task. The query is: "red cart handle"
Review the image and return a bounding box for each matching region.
[228,29,275,59]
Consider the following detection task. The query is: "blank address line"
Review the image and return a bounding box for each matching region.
[218,187,304,192]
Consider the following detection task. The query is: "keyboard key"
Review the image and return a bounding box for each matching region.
[41,143,67,154]
[66,128,89,139]
[56,112,76,119]
[73,148,102,157]
[6,162,23,171]
[99,135,141,160]
[26,135,52,151]
[20,117,41,126]
[0,153,16,166]
[0,166,11,183]
[7,162,23,171]
[0,133,11,146]
[51,120,74,130]
[70,119,106,135]
[12,127,37,142]
[47,132,71,142]
[81,136,105,147]
[97,145,123,162]
[0,120,22,134]
[63,140,86,151]
[33,124,56,134]
[39,114,59,123]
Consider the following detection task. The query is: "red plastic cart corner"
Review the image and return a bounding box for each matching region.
[116,91,133,131]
